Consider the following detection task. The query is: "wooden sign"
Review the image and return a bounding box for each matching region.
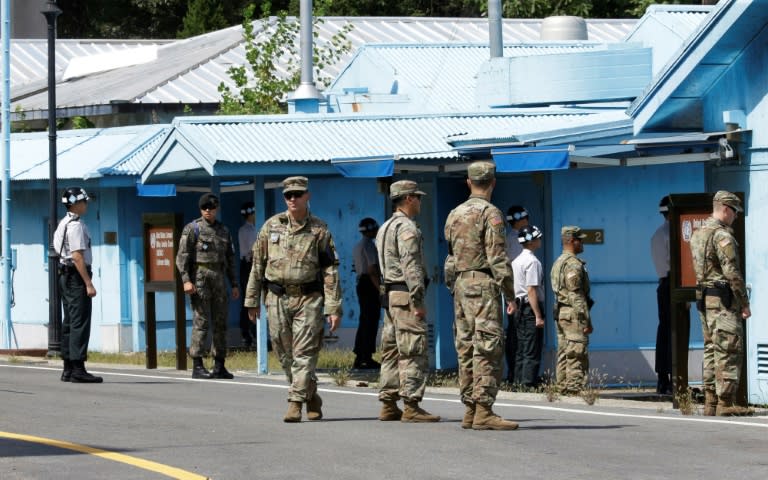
[147,227,175,283]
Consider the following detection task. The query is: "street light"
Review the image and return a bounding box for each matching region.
[42,0,62,357]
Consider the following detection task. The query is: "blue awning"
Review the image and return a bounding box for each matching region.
[136,181,176,197]
[492,145,571,173]
[331,156,394,178]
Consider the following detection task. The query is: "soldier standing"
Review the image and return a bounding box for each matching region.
[504,205,530,383]
[245,177,342,423]
[54,186,102,383]
[551,225,593,395]
[238,201,258,348]
[376,180,439,423]
[444,161,518,430]
[352,217,382,370]
[176,193,239,380]
[690,191,752,416]
[650,196,673,394]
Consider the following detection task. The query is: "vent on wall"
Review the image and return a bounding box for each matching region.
[758,344,768,375]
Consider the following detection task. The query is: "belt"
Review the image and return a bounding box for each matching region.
[197,263,222,271]
[58,264,91,274]
[384,282,408,293]
[457,268,492,279]
[265,280,322,296]
[515,296,529,306]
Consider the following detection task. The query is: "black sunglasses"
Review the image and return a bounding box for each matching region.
[284,191,305,200]
[200,204,218,211]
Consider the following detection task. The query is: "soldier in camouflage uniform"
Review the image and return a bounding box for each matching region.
[690,191,752,416]
[245,177,342,423]
[444,161,518,431]
[176,193,239,380]
[550,226,593,395]
[375,180,439,423]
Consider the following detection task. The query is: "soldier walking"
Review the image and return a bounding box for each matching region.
[690,191,752,416]
[444,161,518,430]
[245,177,342,423]
[376,180,439,423]
[176,193,239,380]
[551,226,593,394]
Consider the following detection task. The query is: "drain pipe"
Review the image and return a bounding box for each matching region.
[488,0,503,58]
[289,0,322,112]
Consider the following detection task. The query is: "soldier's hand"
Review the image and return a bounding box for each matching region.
[231,286,240,300]
[183,281,196,295]
[506,301,516,315]
[412,307,427,319]
[742,305,751,320]
[584,325,593,335]
[247,307,260,323]
[535,316,544,328]
[86,284,97,298]
[327,315,340,333]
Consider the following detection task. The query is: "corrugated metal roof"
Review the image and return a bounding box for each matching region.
[624,4,713,41]
[11,124,168,181]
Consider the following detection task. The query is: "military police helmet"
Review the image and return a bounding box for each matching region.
[61,186,90,206]
[358,217,379,233]
[658,196,670,214]
[518,225,543,244]
[240,201,255,216]
[507,205,529,222]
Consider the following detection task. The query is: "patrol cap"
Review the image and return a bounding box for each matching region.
[199,193,219,210]
[518,225,543,244]
[659,195,670,214]
[467,161,495,181]
[240,201,255,216]
[282,176,309,193]
[358,217,379,232]
[561,225,587,239]
[61,186,90,206]
[713,190,743,213]
[507,205,529,222]
[389,180,426,199]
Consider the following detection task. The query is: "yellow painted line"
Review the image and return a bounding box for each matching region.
[0,431,209,480]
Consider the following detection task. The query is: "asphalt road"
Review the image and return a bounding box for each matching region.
[1,361,767,480]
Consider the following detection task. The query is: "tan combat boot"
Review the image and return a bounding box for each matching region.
[716,397,755,417]
[378,400,403,421]
[306,393,323,421]
[703,389,717,416]
[461,403,476,429]
[401,400,440,423]
[284,401,302,423]
[472,403,518,431]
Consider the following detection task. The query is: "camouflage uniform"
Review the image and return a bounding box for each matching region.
[444,162,514,408]
[690,192,748,402]
[376,182,429,403]
[550,227,591,393]
[244,178,342,404]
[176,213,237,359]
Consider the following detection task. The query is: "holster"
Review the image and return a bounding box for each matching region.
[703,281,733,309]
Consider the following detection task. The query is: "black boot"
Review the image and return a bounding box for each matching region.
[71,360,103,383]
[61,359,73,382]
[192,357,211,379]
[211,357,234,379]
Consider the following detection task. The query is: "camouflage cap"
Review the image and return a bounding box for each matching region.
[713,190,743,213]
[198,192,219,209]
[467,161,496,181]
[282,176,309,193]
[561,225,587,238]
[389,180,426,199]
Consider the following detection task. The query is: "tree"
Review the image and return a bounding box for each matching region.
[218,3,353,115]
[177,0,229,38]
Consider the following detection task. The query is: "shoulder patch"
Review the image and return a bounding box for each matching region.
[718,238,732,248]
[400,230,416,242]
[490,215,503,226]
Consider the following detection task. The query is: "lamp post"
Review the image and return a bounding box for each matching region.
[43,0,62,357]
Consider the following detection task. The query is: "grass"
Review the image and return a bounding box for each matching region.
[580,368,608,406]
[675,387,697,415]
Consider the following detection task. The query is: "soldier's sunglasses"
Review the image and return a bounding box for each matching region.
[200,204,218,211]
[284,191,305,200]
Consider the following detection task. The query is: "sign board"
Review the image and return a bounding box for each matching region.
[580,229,604,245]
[147,227,175,282]
[678,213,711,288]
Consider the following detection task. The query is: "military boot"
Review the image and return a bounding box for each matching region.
[716,397,755,417]
[70,361,103,384]
[306,393,323,421]
[401,400,440,423]
[210,357,234,379]
[378,400,403,421]
[284,401,302,423]
[191,357,211,379]
[461,403,476,429]
[61,359,73,382]
[703,389,717,416]
[472,403,518,431]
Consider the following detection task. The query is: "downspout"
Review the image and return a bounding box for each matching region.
[289,0,323,112]
[488,0,503,59]
[1,0,10,349]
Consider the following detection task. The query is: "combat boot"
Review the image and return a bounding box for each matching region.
[284,401,302,423]
[461,403,476,429]
[401,400,440,423]
[210,357,234,379]
[703,389,717,416]
[378,400,403,421]
[306,393,323,421]
[61,359,73,382]
[472,403,518,431]
[70,361,103,384]
[716,397,754,417]
[191,357,211,379]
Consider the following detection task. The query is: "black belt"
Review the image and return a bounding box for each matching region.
[58,264,91,275]
[265,280,322,296]
[384,282,408,293]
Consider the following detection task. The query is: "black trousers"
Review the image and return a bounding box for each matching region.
[353,276,381,360]
[514,301,544,386]
[239,259,256,344]
[655,276,672,378]
[59,267,93,362]
[505,308,518,381]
